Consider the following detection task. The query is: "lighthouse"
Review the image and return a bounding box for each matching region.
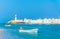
[15,14,17,21]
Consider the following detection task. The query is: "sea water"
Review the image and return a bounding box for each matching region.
[0,24,60,39]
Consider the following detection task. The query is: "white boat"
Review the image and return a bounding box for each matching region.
[5,25,11,26]
[19,27,38,34]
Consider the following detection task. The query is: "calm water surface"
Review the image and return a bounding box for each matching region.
[0,24,60,39]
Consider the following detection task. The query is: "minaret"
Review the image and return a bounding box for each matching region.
[15,14,17,21]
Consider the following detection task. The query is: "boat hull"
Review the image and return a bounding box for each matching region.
[19,29,38,34]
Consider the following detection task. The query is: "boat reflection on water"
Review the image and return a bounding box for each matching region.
[19,27,38,34]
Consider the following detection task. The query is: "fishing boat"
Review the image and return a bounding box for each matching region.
[5,25,11,26]
[19,27,38,34]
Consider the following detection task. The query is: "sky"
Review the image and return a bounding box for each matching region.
[0,0,60,23]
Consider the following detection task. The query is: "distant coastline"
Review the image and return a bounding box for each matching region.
[7,15,60,24]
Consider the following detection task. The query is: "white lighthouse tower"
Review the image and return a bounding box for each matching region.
[15,14,17,21]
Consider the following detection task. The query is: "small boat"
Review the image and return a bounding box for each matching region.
[5,25,11,26]
[19,27,38,34]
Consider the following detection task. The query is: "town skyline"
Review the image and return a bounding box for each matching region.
[7,15,60,24]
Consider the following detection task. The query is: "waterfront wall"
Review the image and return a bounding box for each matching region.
[24,18,60,24]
